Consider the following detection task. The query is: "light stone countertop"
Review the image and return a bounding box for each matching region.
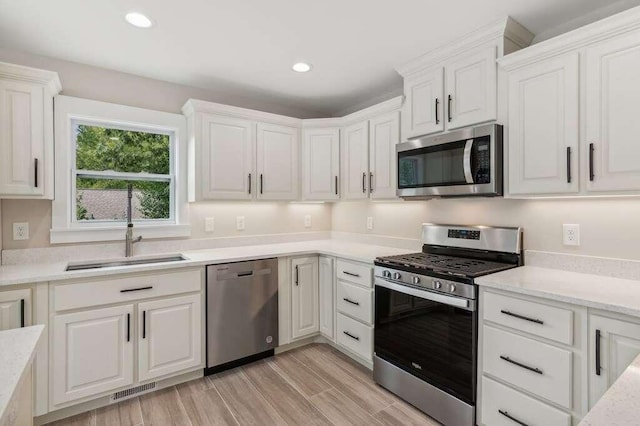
[0,240,411,287]
[579,353,640,425]
[0,325,44,425]
[476,265,640,318]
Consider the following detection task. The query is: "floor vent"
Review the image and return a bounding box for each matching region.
[111,382,156,402]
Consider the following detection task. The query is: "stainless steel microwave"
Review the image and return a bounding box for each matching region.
[396,124,503,199]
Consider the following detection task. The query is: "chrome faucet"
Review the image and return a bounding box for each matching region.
[125,184,142,257]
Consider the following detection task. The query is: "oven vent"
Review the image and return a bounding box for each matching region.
[110,382,156,402]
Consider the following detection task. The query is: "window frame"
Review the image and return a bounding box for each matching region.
[52,96,190,244]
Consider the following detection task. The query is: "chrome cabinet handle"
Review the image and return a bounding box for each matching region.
[295,265,299,286]
[34,158,38,188]
[248,173,252,194]
[500,310,544,325]
[126,313,131,342]
[343,298,360,306]
[120,286,153,293]
[343,331,360,341]
[447,95,453,122]
[589,143,595,181]
[498,410,528,426]
[142,311,147,339]
[596,329,602,376]
[566,147,572,184]
[500,355,543,375]
[362,172,366,193]
[369,172,374,193]
[435,98,439,124]
[335,176,338,195]
[342,271,360,278]
[20,299,25,328]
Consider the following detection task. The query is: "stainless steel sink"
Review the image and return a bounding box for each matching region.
[66,255,187,271]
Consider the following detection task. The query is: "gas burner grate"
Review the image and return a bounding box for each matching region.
[376,252,515,278]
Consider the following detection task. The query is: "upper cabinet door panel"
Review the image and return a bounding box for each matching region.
[201,114,254,200]
[369,111,400,199]
[342,121,369,199]
[585,30,640,192]
[402,68,444,139]
[508,53,580,195]
[256,123,298,200]
[446,47,497,130]
[302,128,340,200]
[0,81,44,196]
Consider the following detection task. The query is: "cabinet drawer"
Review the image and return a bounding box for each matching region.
[483,326,572,409]
[337,280,373,324]
[484,291,573,345]
[54,269,203,311]
[337,313,373,361]
[336,260,372,288]
[481,377,570,426]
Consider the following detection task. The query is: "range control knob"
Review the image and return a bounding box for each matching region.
[393,272,402,280]
[412,276,421,285]
[382,270,391,278]
[433,280,442,290]
[449,283,457,293]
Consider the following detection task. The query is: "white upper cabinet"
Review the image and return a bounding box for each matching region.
[369,111,400,199]
[200,114,254,200]
[507,53,580,195]
[342,121,370,199]
[256,123,298,200]
[302,127,340,201]
[0,62,60,199]
[446,47,497,129]
[585,30,640,192]
[402,68,444,139]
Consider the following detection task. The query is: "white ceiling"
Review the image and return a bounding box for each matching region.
[0,0,637,117]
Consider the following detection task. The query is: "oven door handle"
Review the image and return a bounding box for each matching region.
[375,278,474,311]
[463,139,474,184]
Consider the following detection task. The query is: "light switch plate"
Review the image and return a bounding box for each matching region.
[236,216,245,231]
[13,222,29,241]
[563,224,580,246]
[366,217,374,230]
[205,217,215,233]
[304,215,312,228]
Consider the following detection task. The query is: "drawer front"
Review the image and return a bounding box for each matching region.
[481,377,571,426]
[336,259,373,288]
[483,326,572,409]
[337,313,373,361]
[484,291,573,345]
[337,280,373,324]
[54,269,203,311]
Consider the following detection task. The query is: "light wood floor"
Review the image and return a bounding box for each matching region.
[46,344,441,426]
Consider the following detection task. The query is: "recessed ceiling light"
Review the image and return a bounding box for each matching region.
[125,12,153,29]
[292,62,312,73]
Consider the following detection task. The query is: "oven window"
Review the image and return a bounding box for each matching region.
[375,285,476,404]
[398,140,467,188]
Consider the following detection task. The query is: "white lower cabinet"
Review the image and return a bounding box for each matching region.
[52,305,134,405]
[319,256,335,340]
[0,288,31,330]
[138,294,202,382]
[291,256,319,340]
[336,313,373,362]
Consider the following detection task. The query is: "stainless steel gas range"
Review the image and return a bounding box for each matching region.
[373,224,523,426]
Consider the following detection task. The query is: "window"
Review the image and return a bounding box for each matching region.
[52,96,190,244]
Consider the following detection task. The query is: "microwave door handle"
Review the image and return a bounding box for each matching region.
[463,139,474,184]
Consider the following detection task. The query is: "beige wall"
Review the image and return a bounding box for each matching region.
[332,198,640,261]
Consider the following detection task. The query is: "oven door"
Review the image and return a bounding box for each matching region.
[396,123,502,198]
[374,279,477,405]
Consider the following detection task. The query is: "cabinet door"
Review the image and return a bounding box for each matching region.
[402,67,444,139]
[138,294,202,382]
[52,305,134,405]
[585,30,640,192]
[589,314,640,408]
[201,114,254,200]
[302,128,340,200]
[291,256,319,340]
[446,47,497,130]
[341,121,369,199]
[0,289,31,330]
[319,256,334,340]
[369,111,400,199]
[256,123,298,200]
[507,53,580,195]
[0,80,45,196]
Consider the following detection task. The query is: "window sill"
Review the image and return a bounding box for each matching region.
[50,224,191,244]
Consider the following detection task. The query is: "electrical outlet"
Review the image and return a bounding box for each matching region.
[304,215,312,228]
[205,217,215,233]
[366,217,374,231]
[236,216,245,231]
[563,224,580,246]
[13,222,29,241]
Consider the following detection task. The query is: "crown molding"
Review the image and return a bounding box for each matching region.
[0,61,61,94]
[182,98,303,128]
[396,16,533,78]
[499,5,640,70]
[339,95,403,126]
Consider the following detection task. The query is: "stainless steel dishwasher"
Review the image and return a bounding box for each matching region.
[205,258,278,374]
